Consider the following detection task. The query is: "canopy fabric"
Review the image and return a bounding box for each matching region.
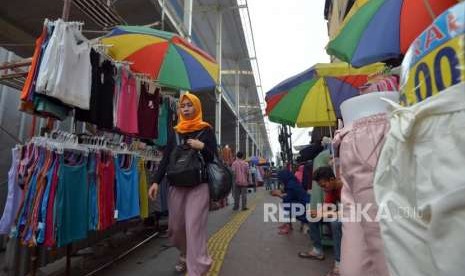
[327,0,459,67]
[101,25,219,92]
[265,62,385,127]
[266,62,384,98]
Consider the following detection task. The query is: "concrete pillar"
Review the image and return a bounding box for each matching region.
[215,9,223,144]
[246,134,249,158]
[235,66,240,155]
[183,0,193,41]
[257,129,261,157]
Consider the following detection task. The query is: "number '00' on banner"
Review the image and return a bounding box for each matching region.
[400,2,465,106]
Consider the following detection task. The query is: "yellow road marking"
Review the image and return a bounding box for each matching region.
[205,195,263,276]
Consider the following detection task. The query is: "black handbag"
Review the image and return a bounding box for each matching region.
[206,154,233,201]
[166,132,205,187]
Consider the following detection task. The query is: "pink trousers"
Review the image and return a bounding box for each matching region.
[168,183,212,276]
[335,114,390,276]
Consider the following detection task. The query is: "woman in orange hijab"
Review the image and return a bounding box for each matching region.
[149,92,216,276]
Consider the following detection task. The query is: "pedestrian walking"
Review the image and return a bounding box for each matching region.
[250,164,257,192]
[231,152,250,211]
[148,92,216,276]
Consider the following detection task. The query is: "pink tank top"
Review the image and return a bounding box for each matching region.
[116,68,139,135]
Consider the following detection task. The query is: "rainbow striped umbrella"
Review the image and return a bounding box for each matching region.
[101,26,219,91]
[326,0,458,67]
[265,62,385,127]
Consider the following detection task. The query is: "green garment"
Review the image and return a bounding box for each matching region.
[310,149,330,210]
[34,95,71,121]
[154,101,169,146]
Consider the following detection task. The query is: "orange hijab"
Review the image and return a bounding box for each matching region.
[174,92,212,134]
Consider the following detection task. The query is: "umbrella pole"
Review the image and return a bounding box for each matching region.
[161,0,166,31]
[323,79,336,175]
[329,126,337,175]
[422,0,436,20]
[322,79,337,174]
[288,125,293,168]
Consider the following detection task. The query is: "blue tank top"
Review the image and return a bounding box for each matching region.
[115,155,140,221]
[56,154,89,247]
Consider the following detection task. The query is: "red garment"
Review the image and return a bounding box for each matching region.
[294,165,304,184]
[98,156,115,230]
[116,69,139,135]
[21,26,46,101]
[324,187,341,204]
[44,161,60,247]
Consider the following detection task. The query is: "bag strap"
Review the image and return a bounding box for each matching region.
[175,132,181,146]
[176,129,206,145]
[194,129,205,139]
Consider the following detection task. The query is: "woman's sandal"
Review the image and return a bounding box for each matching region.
[278,223,293,235]
[278,223,288,229]
[278,224,292,235]
[297,251,325,260]
[175,258,187,272]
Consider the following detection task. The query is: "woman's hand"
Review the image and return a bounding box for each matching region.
[186,139,204,150]
[148,183,159,201]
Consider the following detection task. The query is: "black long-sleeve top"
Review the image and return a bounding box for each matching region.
[152,126,218,184]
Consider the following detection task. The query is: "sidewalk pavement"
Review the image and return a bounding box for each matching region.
[219,189,334,276]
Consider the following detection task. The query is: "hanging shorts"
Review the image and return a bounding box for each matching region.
[374,82,465,276]
[334,114,390,276]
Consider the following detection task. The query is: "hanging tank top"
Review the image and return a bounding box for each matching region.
[37,156,58,245]
[97,154,116,230]
[0,148,21,234]
[44,157,60,247]
[56,154,89,247]
[138,160,149,219]
[115,155,140,221]
[154,100,169,146]
[137,85,160,139]
[17,148,45,238]
[116,68,139,135]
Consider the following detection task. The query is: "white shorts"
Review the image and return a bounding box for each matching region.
[374,82,465,276]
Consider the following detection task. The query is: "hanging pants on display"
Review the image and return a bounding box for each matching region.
[374,83,465,276]
[168,183,212,276]
[335,114,391,276]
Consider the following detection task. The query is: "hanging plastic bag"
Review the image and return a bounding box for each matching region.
[206,155,233,201]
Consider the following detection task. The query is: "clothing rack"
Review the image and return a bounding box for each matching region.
[163,95,179,111]
[72,0,126,28]
[133,72,155,84]
[91,43,134,67]
[76,132,162,162]
[0,59,31,90]
[7,130,160,276]
[2,1,158,275]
